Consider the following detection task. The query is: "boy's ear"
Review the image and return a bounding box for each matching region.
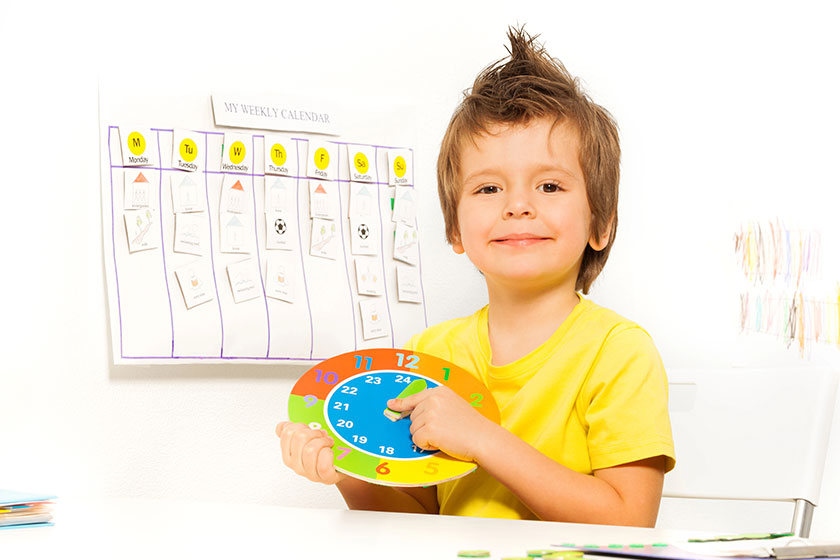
[452,231,465,254]
[588,215,613,252]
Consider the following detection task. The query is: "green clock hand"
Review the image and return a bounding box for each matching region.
[383,379,427,421]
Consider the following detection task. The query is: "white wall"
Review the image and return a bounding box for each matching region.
[2,0,839,539]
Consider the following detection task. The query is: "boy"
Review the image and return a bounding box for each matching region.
[277,27,675,527]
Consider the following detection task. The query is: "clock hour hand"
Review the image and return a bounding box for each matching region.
[383,378,427,421]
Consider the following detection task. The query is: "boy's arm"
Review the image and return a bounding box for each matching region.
[388,388,664,526]
[476,422,664,526]
[276,422,439,514]
[337,477,439,514]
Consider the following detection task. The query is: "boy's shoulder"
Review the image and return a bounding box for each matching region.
[572,299,663,374]
[575,298,645,336]
[543,298,658,360]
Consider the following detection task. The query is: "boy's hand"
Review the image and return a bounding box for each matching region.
[387,386,498,463]
[276,421,346,485]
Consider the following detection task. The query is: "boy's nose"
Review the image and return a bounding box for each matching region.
[503,195,535,218]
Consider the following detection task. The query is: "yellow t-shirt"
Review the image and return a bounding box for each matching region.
[406,296,676,520]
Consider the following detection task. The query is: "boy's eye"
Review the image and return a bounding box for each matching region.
[539,182,561,193]
[476,185,500,194]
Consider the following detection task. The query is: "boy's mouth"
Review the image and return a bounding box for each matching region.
[492,233,549,246]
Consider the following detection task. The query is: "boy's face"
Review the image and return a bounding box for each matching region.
[453,117,607,293]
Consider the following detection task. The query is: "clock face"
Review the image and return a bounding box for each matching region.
[288,348,500,487]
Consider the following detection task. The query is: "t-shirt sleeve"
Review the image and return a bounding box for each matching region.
[580,326,676,473]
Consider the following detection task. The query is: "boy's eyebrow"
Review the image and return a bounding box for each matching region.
[461,164,581,185]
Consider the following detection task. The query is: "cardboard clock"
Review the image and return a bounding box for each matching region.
[288,348,500,487]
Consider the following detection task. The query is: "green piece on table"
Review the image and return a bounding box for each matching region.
[458,551,490,558]
[543,552,585,559]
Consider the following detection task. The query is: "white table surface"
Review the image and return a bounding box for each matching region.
[1,498,708,559]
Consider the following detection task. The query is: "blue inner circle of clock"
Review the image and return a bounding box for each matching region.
[324,370,441,460]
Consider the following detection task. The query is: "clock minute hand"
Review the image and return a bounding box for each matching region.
[383,378,427,421]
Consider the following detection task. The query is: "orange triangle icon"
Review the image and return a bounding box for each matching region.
[314,184,327,194]
[134,172,149,183]
[231,180,245,191]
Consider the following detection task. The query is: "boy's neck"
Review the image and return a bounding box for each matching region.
[485,283,581,367]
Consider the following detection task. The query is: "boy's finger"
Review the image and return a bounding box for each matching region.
[303,435,337,480]
[287,426,324,471]
[300,436,328,477]
[316,446,338,482]
[408,414,424,436]
[279,423,306,455]
[278,423,298,456]
[278,421,307,439]
[411,426,438,451]
[387,389,427,411]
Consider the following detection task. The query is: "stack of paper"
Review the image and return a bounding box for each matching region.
[551,535,840,560]
[676,536,810,558]
[0,489,55,529]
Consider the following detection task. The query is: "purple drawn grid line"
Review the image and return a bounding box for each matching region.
[407,147,427,327]
[294,139,315,360]
[374,147,396,346]
[111,164,395,186]
[294,137,408,151]
[414,226,430,328]
[119,355,323,361]
[332,140,407,150]
[202,131,225,358]
[108,126,125,359]
[334,145,359,350]
[155,130,176,357]
[290,136,301,178]
[205,170,251,176]
[250,135,271,358]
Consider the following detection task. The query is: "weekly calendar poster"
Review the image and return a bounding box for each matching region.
[100,85,428,365]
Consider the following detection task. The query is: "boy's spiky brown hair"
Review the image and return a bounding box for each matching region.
[437,26,620,293]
